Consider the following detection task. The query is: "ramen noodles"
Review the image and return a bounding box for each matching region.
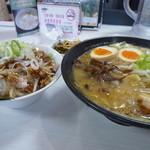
[73,42,150,122]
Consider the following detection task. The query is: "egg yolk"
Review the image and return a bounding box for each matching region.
[94,48,112,55]
[122,50,140,60]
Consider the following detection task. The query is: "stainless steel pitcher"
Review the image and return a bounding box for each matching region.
[124,0,150,39]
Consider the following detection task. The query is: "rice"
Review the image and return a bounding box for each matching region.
[18,14,38,30]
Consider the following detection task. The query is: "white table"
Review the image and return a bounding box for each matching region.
[0,24,150,150]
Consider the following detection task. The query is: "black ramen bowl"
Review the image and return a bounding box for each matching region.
[61,36,150,128]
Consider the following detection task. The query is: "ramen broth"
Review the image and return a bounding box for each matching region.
[73,42,150,122]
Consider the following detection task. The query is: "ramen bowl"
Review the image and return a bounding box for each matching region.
[61,36,150,128]
[0,45,62,109]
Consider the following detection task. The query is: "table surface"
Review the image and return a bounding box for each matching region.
[0,24,150,150]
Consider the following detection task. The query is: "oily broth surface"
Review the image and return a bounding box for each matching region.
[73,44,150,122]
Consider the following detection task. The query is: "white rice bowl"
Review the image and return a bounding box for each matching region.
[0,45,62,108]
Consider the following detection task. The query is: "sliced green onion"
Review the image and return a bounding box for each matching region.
[11,40,21,57]
[136,54,150,69]
[47,53,53,58]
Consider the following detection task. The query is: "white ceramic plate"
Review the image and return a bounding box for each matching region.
[52,39,81,56]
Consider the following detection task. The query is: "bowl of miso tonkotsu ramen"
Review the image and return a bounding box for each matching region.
[61,36,150,128]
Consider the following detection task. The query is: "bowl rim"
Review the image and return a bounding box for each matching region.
[0,44,62,102]
[61,36,150,128]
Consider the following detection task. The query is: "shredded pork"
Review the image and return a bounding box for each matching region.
[0,49,57,99]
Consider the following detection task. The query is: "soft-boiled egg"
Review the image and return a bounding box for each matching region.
[90,46,118,62]
[118,48,143,63]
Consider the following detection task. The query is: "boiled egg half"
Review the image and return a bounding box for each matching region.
[118,48,143,63]
[90,46,118,62]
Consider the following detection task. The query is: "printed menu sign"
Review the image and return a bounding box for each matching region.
[80,0,104,28]
[37,3,80,36]
[42,0,104,29]
[10,0,39,37]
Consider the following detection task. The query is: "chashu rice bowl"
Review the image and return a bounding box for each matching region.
[0,40,62,108]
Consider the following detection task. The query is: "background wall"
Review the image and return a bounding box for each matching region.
[103,0,139,25]
[6,0,139,26]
